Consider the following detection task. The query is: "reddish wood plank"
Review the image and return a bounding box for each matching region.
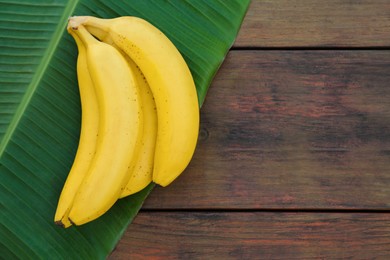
[143,50,390,210]
[110,212,390,259]
[234,0,390,47]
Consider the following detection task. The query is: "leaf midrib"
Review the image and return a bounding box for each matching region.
[0,0,79,157]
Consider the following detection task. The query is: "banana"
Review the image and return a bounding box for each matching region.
[71,16,200,187]
[66,22,143,225]
[119,55,157,198]
[54,28,99,228]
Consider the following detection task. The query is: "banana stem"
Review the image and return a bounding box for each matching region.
[68,16,109,45]
[78,16,114,44]
[70,25,98,49]
[67,16,88,30]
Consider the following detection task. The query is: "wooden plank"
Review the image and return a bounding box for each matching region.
[109,212,390,259]
[234,0,390,47]
[143,50,390,210]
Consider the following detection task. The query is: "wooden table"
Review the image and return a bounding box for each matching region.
[110,1,390,258]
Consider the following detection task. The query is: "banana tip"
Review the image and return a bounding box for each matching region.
[54,220,66,228]
[68,218,77,226]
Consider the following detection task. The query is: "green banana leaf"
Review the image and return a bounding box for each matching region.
[0,0,250,258]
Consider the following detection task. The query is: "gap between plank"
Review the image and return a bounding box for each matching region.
[140,208,390,213]
[231,46,390,51]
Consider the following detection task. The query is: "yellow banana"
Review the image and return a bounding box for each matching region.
[119,55,157,198]
[71,16,200,187]
[66,22,143,225]
[54,28,99,228]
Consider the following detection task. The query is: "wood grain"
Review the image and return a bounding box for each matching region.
[143,50,390,210]
[113,2,390,258]
[234,0,390,47]
[110,212,390,259]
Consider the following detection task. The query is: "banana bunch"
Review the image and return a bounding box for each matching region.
[54,16,199,227]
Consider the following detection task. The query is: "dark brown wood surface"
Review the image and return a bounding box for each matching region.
[110,1,390,259]
[235,0,390,48]
[111,212,390,259]
[144,50,390,210]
